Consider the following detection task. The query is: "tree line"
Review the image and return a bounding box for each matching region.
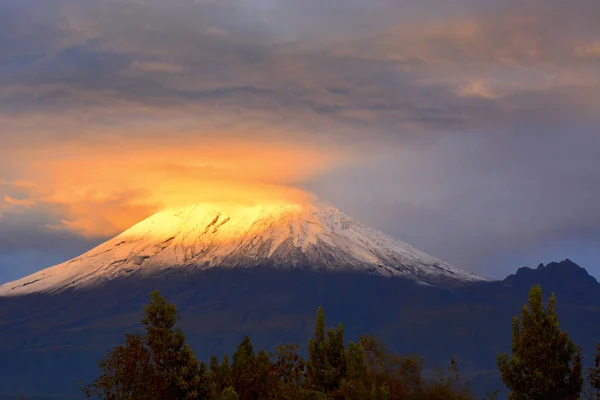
[82,285,600,399]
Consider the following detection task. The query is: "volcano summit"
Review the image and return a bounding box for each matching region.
[0,202,485,296]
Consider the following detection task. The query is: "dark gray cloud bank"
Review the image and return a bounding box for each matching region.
[0,0,599,281]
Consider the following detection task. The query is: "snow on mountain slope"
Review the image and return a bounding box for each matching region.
[0,202,487,296]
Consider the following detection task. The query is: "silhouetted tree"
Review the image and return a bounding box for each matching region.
[422,356,474,400]
[83,291,210,400]
[82,334,154,399]
[307,306,346,395]
[142,291,209,399]
[308,306,327,391]
[357,335,475,400]
[84,293,481,400]
[497,285,583,400]
[274,344,305,390]
[369,382,390,400]
[211,354,232,397]
[253,349,279,399]
[359,335,422,398]
[339,341,369,399]
[588,344,600,400]
[231,335,257,399]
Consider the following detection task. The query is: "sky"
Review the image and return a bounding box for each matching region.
[1,0,599,282]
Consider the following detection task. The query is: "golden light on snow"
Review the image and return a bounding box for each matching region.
[121,202,307,242]
[0,200,487,297]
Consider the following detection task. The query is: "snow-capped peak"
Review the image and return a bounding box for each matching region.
[0,202,487,296]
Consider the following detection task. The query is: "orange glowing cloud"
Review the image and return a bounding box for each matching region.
[3,195,36,208]
[576,41,600,58]
[1,134,344,237]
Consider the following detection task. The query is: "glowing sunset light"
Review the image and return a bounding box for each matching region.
[1,0,599,283]
[119,202,308,242]
[2,137,344,237]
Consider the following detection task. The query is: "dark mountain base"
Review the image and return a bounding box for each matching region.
[0,261,599,399]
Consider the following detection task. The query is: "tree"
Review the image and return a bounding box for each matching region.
[224,335,280,400]
[307,306,346,394]
[82,334,155,399]
[423,356,474,400]
[273,344,305,389]
[274,343,335,400]
[82,297,478,400]
[221,386,239,400]
[211,355,233,397]
[339,341,369,399]
[588,344,600,400]
[369,383,390,400]
[253,349,279,399]
[83,291,210,400]
[308,307,327,390]
[142,291,209,399]
[231,335,257,399]
[359,335,422,398]
[324,321,347,391]
[497,285,583,400]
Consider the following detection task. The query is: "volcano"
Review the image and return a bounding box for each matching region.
[3,204,599,400]
[0,202,485,296]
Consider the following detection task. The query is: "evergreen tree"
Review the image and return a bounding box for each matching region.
[497,285,583,400]
[83,291,210,400]
[211,354,232,397]
[82,334,154,399]
[308,307,327,390]
[232,335,256,399]
[324,322,347,391]
[307,307,347,394]
[340,341,368,399]
[197,362,213,400]
[83,295,479,400]
[253,349,278,399]
[142,291,207,399]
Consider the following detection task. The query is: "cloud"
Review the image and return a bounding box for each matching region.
[1,0,598,129]
[0,0,599,280]
[128,61,186,73]
[455,81,500,99]
[576,41,600,58]
[306,127,600,277]
[0,135,342,237]
[3,195,36,207]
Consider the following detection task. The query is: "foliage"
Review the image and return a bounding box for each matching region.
[307,306,347,395]
[497,284,583,400]
[84,287,598,400]
[221,387,239,400]
[210,354,232,397]
[83,290,210,400]
[588,344,600,400]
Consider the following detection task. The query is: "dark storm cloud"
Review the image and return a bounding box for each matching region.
[1,0,600,281]
[1,0,598,127]
[305,126,600,277]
